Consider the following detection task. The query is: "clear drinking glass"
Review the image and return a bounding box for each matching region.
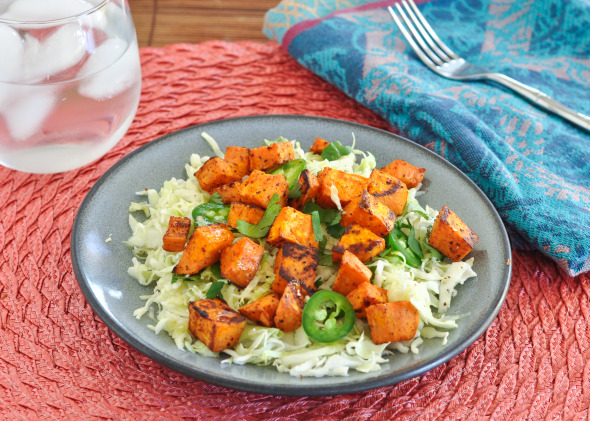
[0,0,141,173]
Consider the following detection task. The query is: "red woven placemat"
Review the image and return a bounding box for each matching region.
[1,41,588,420]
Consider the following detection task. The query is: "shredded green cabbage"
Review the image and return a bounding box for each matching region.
[126,135,477,377]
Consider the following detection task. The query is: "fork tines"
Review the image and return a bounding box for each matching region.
[388,0,458,68]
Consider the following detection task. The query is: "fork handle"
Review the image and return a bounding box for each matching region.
[487,73,590,131]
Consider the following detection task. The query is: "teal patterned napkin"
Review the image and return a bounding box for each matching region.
[264,0,590,275]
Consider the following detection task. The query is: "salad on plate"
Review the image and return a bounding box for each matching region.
[125,133,479,377]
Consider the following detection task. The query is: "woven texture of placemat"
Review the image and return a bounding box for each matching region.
[1,41,589,420]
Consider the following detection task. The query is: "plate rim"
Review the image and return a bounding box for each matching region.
[71,114,512,396]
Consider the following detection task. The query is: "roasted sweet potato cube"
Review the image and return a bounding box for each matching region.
[210,181,242,204]
[316,167,368,209]
[173,223,234,275]
[227,202,265,229]
[428,205,478,261]
[366,301,420,344]
[346,282,388,319]
[274,281,306,333]
[220,237,265,288]
[239,170,289,209]
[289,169,320,210]
[366,169,408,215]
[309,137,330,154]
[332,224,385,263]
[162,216,191,252]
[195,157,242,192]
[340,190,396,237]
[238,293,280,327]
[332,250,373,296]
[381,159,426,189]
[224,146,250,177]
[188,298,246,352]
[273,243,318,295]
[249,142,295,172]
[267,206,318,248]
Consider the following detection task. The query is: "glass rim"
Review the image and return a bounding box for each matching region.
[0,0,109,25]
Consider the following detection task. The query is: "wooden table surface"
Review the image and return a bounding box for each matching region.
[129,0,280,47]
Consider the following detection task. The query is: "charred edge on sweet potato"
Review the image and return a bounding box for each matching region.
[277,242,318,296]
[439,206,478,247]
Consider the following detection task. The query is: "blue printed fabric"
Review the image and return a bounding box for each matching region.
[263,0,590,276]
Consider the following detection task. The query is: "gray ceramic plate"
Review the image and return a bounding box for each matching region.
[71,114,511,396]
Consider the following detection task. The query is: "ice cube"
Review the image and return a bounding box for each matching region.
[0,0,94,21]
[79,0,110,30]
[22,23,87,81]
[75,0,125,32]
[0,82,18,111]
[2,85,57,141]
[78,38,140,100]
[0,23,23,82]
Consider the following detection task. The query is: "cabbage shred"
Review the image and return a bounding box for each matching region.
[125,135,477,377]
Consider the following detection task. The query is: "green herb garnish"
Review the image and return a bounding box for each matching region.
[237,194,282,238]
[320,141,354,161]
[206,281,226,299]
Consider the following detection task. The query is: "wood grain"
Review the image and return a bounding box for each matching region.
[129,0,279,47]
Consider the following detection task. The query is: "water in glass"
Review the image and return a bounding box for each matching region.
[0,0,141,173]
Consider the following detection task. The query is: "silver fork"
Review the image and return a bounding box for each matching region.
[388,0,590,132]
